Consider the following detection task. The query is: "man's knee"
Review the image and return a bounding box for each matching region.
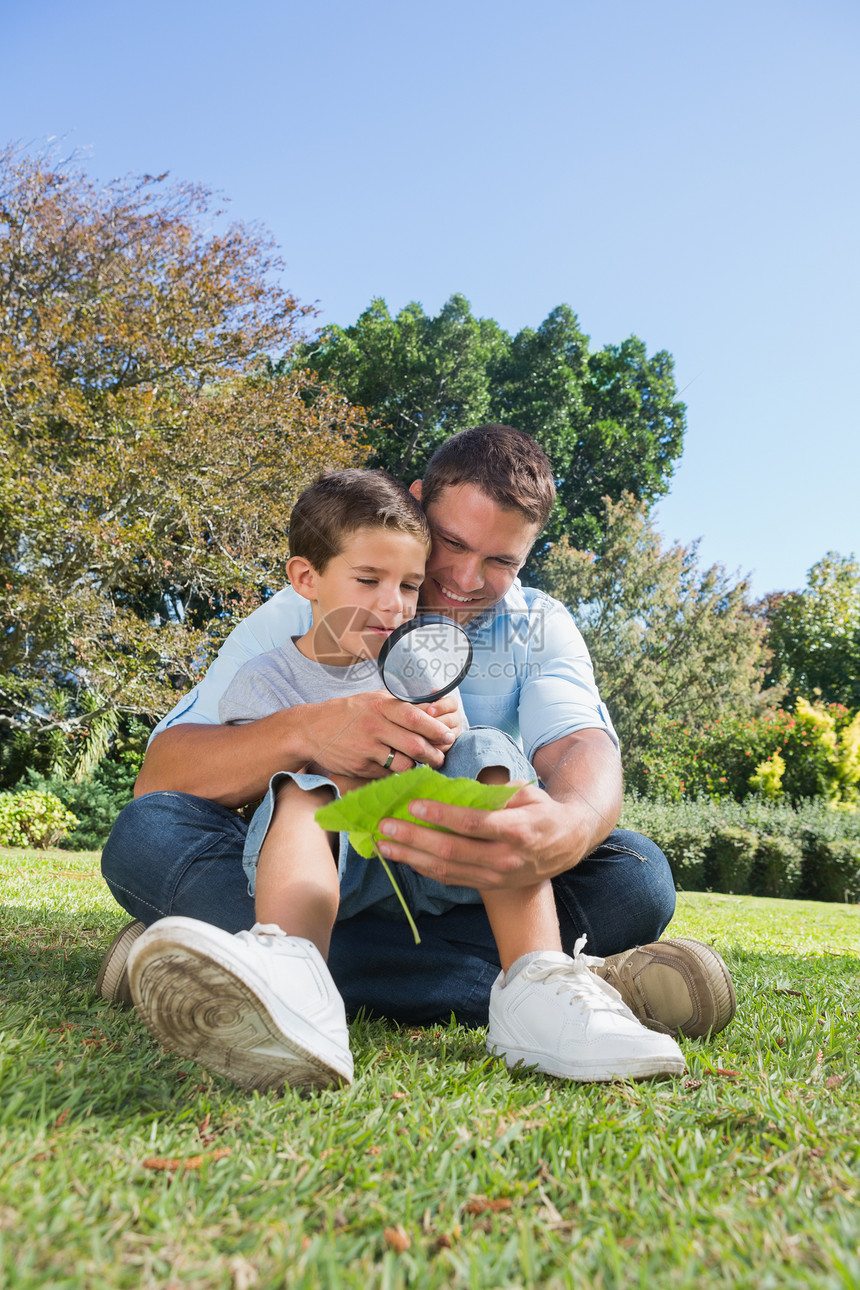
[101,791,252,932]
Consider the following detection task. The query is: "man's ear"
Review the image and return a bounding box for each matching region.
[409,480,423,503]
[286,555,318,601]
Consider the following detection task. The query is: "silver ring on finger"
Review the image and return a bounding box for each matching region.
[383,748,396,770]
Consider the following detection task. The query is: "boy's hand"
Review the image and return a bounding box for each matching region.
[416,695,461,752]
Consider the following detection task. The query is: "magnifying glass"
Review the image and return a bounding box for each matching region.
[377,614,473,703]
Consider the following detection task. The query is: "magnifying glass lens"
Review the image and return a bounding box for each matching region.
[378,614,473,703]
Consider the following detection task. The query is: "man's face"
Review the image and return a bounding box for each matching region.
[411,481,540,623]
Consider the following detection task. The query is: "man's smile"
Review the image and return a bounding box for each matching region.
[431,578,484,606]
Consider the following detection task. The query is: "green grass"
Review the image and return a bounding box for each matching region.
[1,845,859,1290]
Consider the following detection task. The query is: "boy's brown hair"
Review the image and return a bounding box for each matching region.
[289,469,431,572]
[420,424,556,529]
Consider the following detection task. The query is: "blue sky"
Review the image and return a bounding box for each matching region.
[4,0,858,598]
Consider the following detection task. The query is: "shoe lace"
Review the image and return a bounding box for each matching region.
[523,935,632,1017]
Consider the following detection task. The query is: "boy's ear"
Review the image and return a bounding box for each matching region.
[409,480,423,504]
[286,555,318,601]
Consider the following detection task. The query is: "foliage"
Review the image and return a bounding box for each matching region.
[748,751,786,799]
[0,789,78,847]
[290,295,508,480]
[622,792,860,900]
[293,295,686,550]
[22,731,144,850]
[540,493,772,765]
[749,699,860,809]
[0,143,368,765]
[631,698,860,808]
[762,552,860,708]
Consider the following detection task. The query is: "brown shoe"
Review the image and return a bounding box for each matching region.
[96,919,146,1007]
[591,939,736,1039]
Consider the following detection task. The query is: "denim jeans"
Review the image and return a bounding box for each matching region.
[102,733,676,1027]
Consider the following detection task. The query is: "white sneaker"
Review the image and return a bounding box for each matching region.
[487,936,687,1082]
[127,917,353,1093]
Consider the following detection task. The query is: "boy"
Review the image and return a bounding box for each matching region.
[127,469,685,1091]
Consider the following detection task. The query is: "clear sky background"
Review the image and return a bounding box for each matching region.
[3,0,858,599]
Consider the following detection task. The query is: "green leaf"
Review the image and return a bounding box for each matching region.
[314,766,522,859]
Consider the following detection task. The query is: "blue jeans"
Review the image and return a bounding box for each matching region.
[102,736,676,1026]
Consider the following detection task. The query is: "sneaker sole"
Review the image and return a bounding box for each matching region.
[129,937,352,1093]
[489,1042,686,1082]
[96,920,146,1007]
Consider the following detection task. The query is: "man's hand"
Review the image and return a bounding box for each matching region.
[375,728,623,889]
[135,690,461,807]
[376,780,566,888]
[305,690,460,778]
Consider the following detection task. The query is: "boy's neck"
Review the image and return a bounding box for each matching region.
[294,614,369,669]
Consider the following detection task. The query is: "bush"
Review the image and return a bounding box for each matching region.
[626,711,791,802]
[0,790,79,848]
[628,699,860,808]
[667,829,710,892]
[749,834,804,900]
[800,826,860,903]
[621,793,860,902]
[22,758,138,851]
[705,825,758,895]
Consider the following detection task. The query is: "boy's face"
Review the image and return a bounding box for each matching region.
[410,481,540,623]
[300,527,427,665]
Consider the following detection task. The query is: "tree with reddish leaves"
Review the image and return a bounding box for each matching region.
[0,144,367,780]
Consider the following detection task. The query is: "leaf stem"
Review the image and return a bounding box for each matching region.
[371,839,421,945]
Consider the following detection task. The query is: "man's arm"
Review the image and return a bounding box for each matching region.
[374,727,623,890]
[135,692,460,808]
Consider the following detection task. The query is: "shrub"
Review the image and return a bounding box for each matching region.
[800,826,860,903]
[749,834,804,900]
[706,825,758,895]
[628,699,860,808]
[0,790,79,848]
[663,828,709,892]
[22,758,138,851]
[621,793,860,902]
[626,710,792,802]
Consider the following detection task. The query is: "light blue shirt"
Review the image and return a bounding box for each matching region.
[150,581,618,761]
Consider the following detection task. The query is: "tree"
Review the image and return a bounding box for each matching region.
[294,295,686,549]
[761,553,860,708]
[0,144,367,779]
[540,494,773,768]
[291,294,507,478]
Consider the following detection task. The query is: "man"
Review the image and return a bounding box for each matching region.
[100,425,735,1081]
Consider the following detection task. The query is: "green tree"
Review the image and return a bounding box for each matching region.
[493,312,686,549]
[293,294,507,478]
[294,295,686,549]
[0,144,367,776]
[762,553,860,708]
[541,494,773,770]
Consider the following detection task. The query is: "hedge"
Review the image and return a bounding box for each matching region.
[621,795,860,902]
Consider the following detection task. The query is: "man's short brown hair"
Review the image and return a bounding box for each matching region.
[419,424,556,529]
[289,469,431,572]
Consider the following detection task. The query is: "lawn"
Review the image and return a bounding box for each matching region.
[1,845,859,1290]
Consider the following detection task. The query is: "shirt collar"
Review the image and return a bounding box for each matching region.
[464,578,528,637]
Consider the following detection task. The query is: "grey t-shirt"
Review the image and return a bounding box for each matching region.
[219,638,383,724]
